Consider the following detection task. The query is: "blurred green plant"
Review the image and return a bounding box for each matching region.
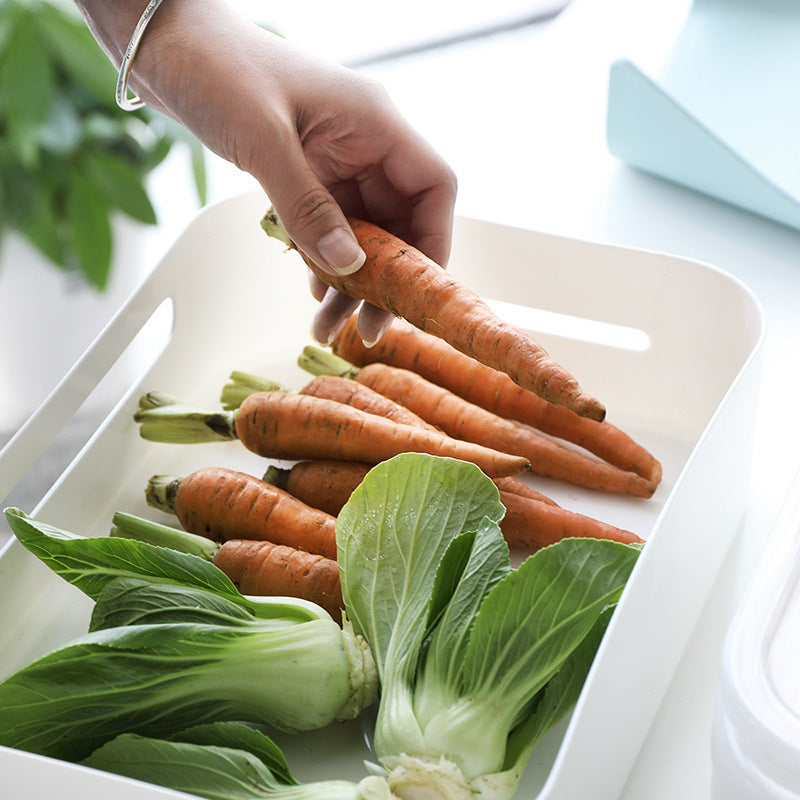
[0,0,206,290]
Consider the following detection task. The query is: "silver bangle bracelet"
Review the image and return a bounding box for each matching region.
[115,0,165,111]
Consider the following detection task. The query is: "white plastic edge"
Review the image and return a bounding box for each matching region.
[0,271,169,508]
[712,468,800,798]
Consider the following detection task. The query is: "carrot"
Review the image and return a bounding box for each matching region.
[263,460,371,517]
[134,391,530,479]
[213,538,343,623]
[110,511,344,623]
[332,315,662,485]
[145,467,338,560]
[498,490,643,550]
[299,348,656,497]
[264,460,559,518]
[298,374,442,433]
[493,476,559,507]
[261,459,636,551]
[262,210,605,421]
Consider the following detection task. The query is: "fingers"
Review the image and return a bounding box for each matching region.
[357,303,394,348]
[307,269,329,303]
[381,133,457,268]
[256,133,366,278]
[310,289,360,346]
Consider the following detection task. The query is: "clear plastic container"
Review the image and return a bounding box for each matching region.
[712,468,800,799]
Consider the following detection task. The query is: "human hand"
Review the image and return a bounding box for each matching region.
[77,0,457,346]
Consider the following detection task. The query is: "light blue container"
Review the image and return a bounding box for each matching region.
[607,0,800,231]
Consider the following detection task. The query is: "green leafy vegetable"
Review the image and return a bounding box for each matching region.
[4,507,246,608]
[0,453,640,799]
[336,453,641,799]
[83,722,393,800]
[0,508,379,762]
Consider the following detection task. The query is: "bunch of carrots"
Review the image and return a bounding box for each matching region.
[128,216,662,623]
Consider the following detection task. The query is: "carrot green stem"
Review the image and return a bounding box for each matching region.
[262,464,291,489]
[297,346,360,380]
[110,511,219,562]
[260,207,296,250]
[144,474,182,515]
[220,371,291,411]
[133,393,238,444]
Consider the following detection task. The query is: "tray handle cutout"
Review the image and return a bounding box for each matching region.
[0,298,173,512]
[486,297,651,352]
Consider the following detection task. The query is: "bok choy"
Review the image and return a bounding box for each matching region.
[0,452,640,800]
[0,508,378,762]
[336,454,640,799]
[83,722,394,800]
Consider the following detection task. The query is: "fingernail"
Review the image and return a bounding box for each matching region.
[361,319,393,349]
[317,229,366,275]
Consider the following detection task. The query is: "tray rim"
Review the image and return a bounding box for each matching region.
[0,192,768,799]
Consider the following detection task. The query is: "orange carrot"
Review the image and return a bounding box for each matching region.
[262,210,605,421]
[493,476,559,507]
[300,349,656,497]
[234,392,529,478]
[134,391,530,478]
[264,460,371,517]
[498,490,644,550]
[298,375,441,433]
[264,459,558,517]
[213,538,343,622]
[332,315,662,485]
[146,467,338,560]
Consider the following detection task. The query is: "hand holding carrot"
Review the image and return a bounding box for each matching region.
[76,0,456,348]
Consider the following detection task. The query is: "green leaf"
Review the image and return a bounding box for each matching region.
[64,170,112,288]
[190,138,209,205]
[463,538,639,709]
[414,538,639,780]
[15,178,66,267]
[337,454,505,682]
[0,9,56,140]
[501,608,613,775]
[84,151,158,224]
[36,2,116,104]
[0,619,353,761]
[416,521,511,716]
[169,722,297,786]
[83,724,367,800]
[4,508,249,609]
[89,578,258,632]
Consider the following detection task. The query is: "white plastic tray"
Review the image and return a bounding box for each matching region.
[0,191,765,799]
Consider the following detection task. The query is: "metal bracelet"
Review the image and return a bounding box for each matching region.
[115,0,165,111]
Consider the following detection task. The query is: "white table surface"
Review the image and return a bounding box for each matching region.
[4,0,800,796]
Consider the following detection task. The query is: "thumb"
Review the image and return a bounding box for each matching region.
[260,152,365,277]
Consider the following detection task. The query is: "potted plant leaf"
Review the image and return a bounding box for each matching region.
[0,0,206,427]
[0,0,206,288]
